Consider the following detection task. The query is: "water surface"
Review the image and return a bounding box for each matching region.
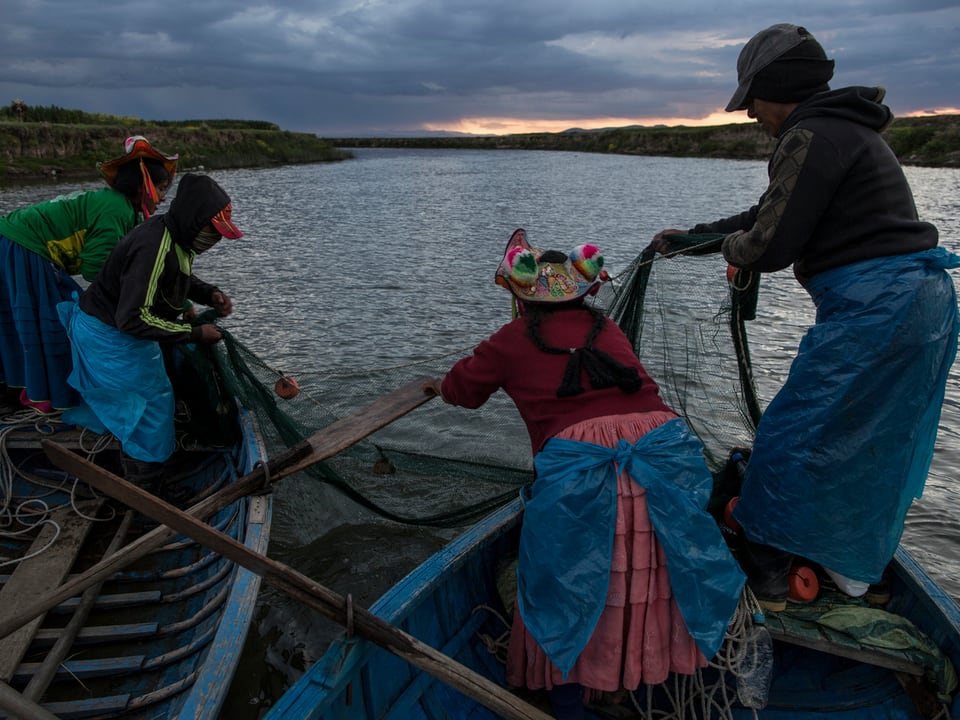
[4,149,958,716]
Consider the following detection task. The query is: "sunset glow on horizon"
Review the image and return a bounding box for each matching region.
[424,107,960,136]
[422,109,747,135]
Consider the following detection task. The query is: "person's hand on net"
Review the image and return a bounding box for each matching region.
[651,228,686,255]
[211,291,234,317]
[196,323,223,345]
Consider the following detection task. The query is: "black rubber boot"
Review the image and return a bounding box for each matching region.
[120,456,165,496]
[735,536,793,612]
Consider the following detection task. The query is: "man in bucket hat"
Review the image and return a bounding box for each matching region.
[652,24,959,610]
[58,174,243,493]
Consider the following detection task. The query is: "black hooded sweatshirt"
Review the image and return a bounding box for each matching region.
[691,87,937,285]
[79,173,229,343]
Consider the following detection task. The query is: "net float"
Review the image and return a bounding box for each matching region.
[274,376,300,399]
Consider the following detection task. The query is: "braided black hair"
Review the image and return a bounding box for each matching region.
[110,158,172,203]
[525,302,642,397]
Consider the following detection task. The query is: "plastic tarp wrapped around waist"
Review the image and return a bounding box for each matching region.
[58,298,176,462]
[734,249,960,581]
[518,418,745,675]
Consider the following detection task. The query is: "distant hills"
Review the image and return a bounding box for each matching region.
[1,103,957,183]
[325,114,960,168]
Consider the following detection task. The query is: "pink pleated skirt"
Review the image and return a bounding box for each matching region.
[505,410,708,692]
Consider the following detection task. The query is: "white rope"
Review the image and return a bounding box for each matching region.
[0,412,114,569]
[468,589,768,719]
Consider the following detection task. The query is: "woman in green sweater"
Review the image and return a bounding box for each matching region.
[0,135,177,412]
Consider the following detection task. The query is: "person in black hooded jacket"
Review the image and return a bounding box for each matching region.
[58,173,244,490]
[652,24,959,611]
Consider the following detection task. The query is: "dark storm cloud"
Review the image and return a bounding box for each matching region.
[1,0,957,136]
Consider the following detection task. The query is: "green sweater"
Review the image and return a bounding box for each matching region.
[0,188,138,281]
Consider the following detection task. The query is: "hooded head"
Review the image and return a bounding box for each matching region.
[165,174,243,252]
[495,228,606,306]
[726,24,834,112]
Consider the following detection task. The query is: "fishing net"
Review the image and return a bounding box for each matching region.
[200,233,761,529]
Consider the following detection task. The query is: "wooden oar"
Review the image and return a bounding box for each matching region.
[0,378,436,643]
[22,510,134,702]
[0,680,59,720]
[43,442,552,720]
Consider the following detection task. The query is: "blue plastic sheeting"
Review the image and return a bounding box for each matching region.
[59,298,176,462]
[734,248,960,582]
[518,418,745,676]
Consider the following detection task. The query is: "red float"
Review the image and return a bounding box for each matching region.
[788,565,820,603]
[723,496,741,533]
[274,376,300,399]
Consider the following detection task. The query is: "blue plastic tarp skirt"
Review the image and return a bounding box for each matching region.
[518,418,745,677]
[58,298,176,462]
[0,235,81,408]
[733,248,960,582]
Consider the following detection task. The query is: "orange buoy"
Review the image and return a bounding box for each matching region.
[788,565,820,603]
[723,496,741,533]
[274,376,300,399]
[726,265,739,283]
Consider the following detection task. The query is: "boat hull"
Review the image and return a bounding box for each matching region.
[0,406,269,720]
[267,496,960,719]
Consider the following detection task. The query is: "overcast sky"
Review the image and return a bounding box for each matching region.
[3,1,958,137]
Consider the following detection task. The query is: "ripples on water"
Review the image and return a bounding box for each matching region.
[3,150,959,716]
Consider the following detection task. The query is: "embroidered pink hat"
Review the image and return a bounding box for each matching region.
[495,228,606,303]
[98,135,179,185]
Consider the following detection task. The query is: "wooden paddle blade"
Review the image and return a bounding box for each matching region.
[270,376,439,479]
[41,441,550,720]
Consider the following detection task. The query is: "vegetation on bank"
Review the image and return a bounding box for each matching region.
[0,103,350,183]
[328,113,960,168]
[2,103,958,184]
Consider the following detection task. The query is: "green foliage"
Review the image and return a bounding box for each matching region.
[0,123,350,182]
[2,101,958,182]
[0,102,281,132]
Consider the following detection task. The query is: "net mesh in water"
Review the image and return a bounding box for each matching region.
[196,235,762,528]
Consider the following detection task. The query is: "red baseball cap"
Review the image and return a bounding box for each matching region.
[210,203,243,239]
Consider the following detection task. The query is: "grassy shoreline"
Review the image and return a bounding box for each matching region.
[2,112,957,185]
[0,122,350,184]
[325,113,960,168]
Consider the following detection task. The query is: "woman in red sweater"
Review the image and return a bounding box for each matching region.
[427,229,743,718]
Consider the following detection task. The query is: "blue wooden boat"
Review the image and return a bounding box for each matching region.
[264,242,960,719]
[0,403,269,720]
[267,492,960,719]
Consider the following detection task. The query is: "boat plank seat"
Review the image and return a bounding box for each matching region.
[13,654,146,683]
[32,622,160,648]
[1,427,119,451]
[54,589,163,612]
[41,693,132,720]
[0,500,102,683]
[768,622,926,677]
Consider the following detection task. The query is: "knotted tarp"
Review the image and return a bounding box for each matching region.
[517,417,745,676]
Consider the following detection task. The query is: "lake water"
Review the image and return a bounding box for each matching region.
[3,148,959,717]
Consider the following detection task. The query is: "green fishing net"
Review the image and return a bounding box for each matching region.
[195,234,760,528]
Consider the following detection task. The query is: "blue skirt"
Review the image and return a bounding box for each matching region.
[733,249,960,582]
[0,235,81,409]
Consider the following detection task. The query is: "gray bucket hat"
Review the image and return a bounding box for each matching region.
[726,24,819,112]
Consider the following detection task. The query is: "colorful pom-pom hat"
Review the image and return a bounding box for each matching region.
[495,228,606,303]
